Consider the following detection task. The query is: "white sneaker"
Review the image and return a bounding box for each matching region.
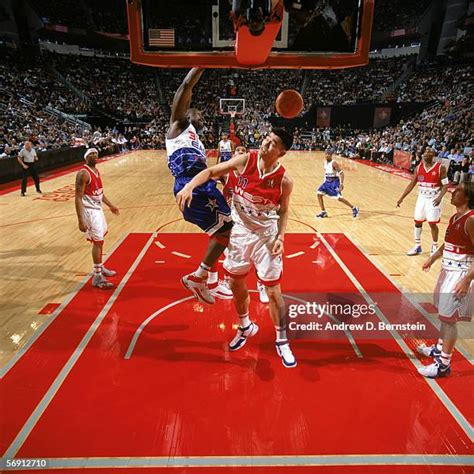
[275,341,297,368]
[416,343,441,358]
[417,358,451,378]
[430,243,438,256]
[181,273,215,305]
[101,266,116,277]
[257,282,269,303]
[407,245,422,256]
[92,273,114,289]
[228,322,259,351]
[208,279,233,299]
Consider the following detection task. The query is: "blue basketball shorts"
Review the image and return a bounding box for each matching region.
[174,178,232,235]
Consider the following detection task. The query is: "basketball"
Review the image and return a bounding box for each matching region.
[275,89,304,119]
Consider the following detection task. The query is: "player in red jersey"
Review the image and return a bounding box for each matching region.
[417,182,473,378]
[177,129,297,368]
[75,148,120,289]
[397,148,449,256]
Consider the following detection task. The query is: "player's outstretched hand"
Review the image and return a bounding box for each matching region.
[272,237,284,256]
[422,258,433,272]
[176,186,193,211]
[453,276,470,298]
[396,198,403,208]
[110,205,120,216]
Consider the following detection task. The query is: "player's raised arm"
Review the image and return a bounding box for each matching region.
[176,153,248,211]
[168,68,204,138]
[397,166,418,207]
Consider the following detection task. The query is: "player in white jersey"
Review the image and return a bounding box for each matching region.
[316,148,359,218]
[397,148,449,256]
[177,128,298,368]
[417,182,473,378]
[75,148,119,289]
[217,132,235,163]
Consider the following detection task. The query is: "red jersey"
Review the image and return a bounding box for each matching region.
[417,161,442,198]
[442,210,474,271]
[82,165,104,209]
[223,170,238,203]
[231,150,286,231]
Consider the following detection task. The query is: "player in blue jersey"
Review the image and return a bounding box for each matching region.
[166,68,233,304]
[316,148,359,219]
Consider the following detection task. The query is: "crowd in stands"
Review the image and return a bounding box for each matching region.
[30,0,433,38]
[1,43,472,180]
[373,0,432,32]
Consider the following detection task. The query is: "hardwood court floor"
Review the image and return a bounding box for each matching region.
[0,150,472,370]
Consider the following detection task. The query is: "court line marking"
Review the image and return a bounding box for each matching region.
[3,233,156,458]
[154,240,166,249]
[125,292,362,360]
[345,234,474,366]
[171,251,191,259]
[286,251,305,259]
[0,232,129,379]
[318,233,474,442]
[8,454,474,469]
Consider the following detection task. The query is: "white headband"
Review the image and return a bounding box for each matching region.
[84,148,98,159]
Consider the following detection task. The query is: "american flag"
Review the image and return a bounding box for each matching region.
[148,28,175,47]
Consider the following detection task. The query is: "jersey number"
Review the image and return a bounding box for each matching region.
[237,177,248,188]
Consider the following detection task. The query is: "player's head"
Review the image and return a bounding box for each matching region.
[235,145,246,154]
[325,148,334,161]
[221,132,228,141]
[260,128,293,161]
[452,182,474,209]
[423,147,435,164]
[84,148,99,165]
[186,108,204,132]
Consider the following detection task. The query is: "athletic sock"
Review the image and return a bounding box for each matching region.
[239,312,251,328]
[436,339,443,352]
[439,351,451,366]
[414,226,422,246]
[275,325,287,342]
[208,262,218,284]
[93,263,103,275]
[194,262,211,280]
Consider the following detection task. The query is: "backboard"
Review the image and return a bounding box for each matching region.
[127,0,374,69]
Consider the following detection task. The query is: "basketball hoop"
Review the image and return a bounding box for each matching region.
[219,98,245,118]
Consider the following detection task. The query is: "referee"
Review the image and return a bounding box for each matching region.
[17,141,42,197]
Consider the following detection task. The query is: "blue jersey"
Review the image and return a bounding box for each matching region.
[165,124,207,179]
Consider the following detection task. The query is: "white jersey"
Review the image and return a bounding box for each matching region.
[324,160,338,181]
[219,140,233,153]
[165,123,207,178]
[231,151,286,233]
[218,139,233,162]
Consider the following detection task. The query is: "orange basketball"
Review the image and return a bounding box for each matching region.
[275,89,304,119]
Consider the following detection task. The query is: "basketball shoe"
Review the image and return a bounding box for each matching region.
[181,273,215,305]
[228,322,259,351]
[352,207,359,218]
[417,357,451,378]
[101,267,116,277]
[92,273,114,289]
[316,211,328,218]
[209,279,233,300]
[407,245,422,256]
[275,340,297,368]
[416,343,441,358]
